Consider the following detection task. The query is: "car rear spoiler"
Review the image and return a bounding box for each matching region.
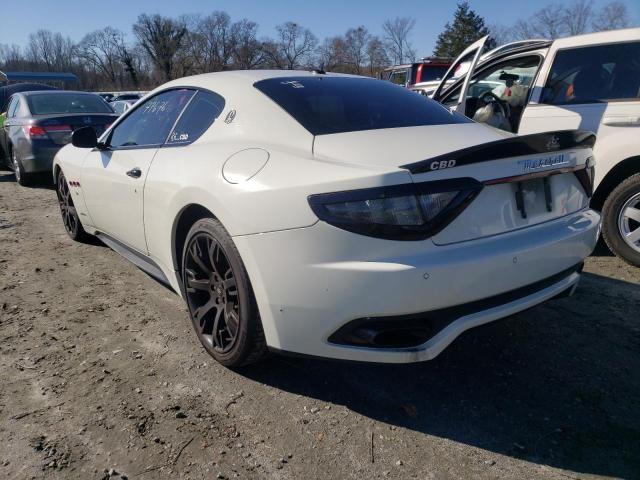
[401,130,596,174]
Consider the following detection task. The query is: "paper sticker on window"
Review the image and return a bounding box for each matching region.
[169,131,189,143]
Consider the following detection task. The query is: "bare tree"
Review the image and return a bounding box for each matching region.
[0,44,26,70]
[185,11,235,73]
[27,30,76,71]
[510,0,632,41]
[133,14,187,81]
[366,36,389,77]
[260,39,285,69]
[563,0,593,35]
[263,22,318,70]
[516,4,568,39]
[344,26,371,74]
[78,28,125,87]
[592,1,630,31]
[382,17,416,64]
[118,47,138,87]
[317,36,348,71]
[231,19,264,69]
[488,23,516,46]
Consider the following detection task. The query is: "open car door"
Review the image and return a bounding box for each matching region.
[431,36,489,114]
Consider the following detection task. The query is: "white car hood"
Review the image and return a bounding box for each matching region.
[312,123,511,170]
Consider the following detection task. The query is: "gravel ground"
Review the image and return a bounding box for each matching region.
[0,169,639,480]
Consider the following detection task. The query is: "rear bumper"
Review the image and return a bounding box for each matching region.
[233,208,601,363]
[20,144,60,173]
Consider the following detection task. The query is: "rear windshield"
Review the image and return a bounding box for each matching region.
[254,76,470,135]
[27,93,113,115]
[419,65,449,82]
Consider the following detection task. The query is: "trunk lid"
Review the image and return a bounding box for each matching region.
[35,114,117,145]
[312,123,510,170]
[313,125,595,244]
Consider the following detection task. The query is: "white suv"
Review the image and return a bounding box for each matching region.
[432,28,640,266]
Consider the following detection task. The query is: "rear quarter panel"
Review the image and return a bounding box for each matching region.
[143,137,412,282]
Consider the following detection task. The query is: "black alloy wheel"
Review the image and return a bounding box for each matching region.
[56,172,88,241]
[182,218,267,367]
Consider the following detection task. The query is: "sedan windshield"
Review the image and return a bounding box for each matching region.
[254,76,470,135]
[27,93,113,115]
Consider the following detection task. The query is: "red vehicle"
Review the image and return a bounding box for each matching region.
[381,57,453,88]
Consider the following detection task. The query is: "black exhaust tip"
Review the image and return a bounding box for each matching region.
[334,320,436,349]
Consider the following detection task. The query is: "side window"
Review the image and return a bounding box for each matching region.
[166,91,225,145]
[389,70,408,86]
[541,41,640,105]
[109,89,195,148]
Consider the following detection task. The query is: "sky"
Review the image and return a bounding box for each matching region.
[1,0,639,57]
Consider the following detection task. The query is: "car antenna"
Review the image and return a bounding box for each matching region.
[311,63,326,75]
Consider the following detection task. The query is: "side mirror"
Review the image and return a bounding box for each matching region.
[71,126,98,149]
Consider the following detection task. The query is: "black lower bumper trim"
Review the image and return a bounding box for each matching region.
[328,262,583,349]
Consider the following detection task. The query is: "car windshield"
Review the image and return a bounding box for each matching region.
[254,76,470,135]
[27,93,113,115]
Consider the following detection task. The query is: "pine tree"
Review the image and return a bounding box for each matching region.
[433,2,495,58]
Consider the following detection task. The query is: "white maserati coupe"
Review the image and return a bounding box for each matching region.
[53,70,601,367]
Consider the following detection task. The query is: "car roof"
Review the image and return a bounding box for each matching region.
[0,83,58,110]
[20,90,102,97]
[155,70,357,97]
[551,26,640,48]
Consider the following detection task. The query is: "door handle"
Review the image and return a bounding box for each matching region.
[126,167,142,178]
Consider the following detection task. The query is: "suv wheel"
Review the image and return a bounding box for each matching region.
[602,173,640,267]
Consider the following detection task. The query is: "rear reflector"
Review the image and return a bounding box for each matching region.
[44,125,72,133]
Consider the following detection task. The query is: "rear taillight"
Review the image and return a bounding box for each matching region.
[416,64,423,84]
[22,124,73,139]
[308,178,483,240]
[22,125,48,139]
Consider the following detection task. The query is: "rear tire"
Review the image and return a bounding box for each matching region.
[56,171,89,242]
[602,173,640,267]
[181,218,267,367]
[11,146,33,186]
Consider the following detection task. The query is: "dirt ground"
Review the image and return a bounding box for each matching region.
[0,169,639,480]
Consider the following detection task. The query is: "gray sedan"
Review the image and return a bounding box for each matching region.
[1,91,117,185]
